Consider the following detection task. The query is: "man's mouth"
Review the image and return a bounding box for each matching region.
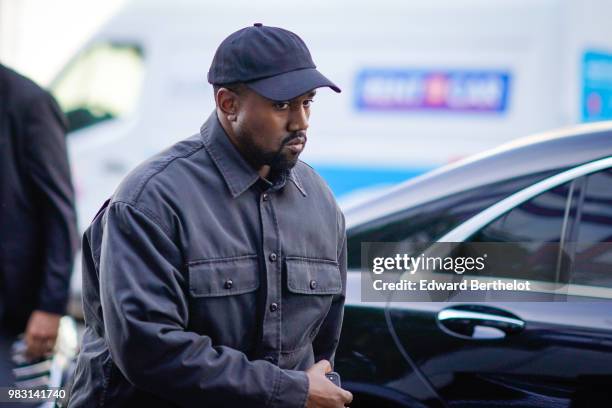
[285,135,306,154]
[286,143,304,154]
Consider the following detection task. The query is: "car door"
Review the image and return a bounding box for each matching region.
[386,159,612,407]
[343,170,563,407]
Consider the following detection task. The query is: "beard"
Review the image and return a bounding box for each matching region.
[268,132,304,171]
[237,127,306,172]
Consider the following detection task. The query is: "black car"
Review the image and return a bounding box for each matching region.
[336,122,612,407]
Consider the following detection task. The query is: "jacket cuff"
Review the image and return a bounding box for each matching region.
[269,369,309,408]
[36,297,68,316]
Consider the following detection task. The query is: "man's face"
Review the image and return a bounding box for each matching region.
[231,87,315,172]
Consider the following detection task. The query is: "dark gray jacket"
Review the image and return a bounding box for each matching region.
[68,111,346,407]
[0,64,78,333]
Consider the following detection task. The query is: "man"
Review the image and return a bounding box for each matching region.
[0,64,78,378]
[69,24,353,407]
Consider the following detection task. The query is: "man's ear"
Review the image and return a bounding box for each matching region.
[216,88,239,122]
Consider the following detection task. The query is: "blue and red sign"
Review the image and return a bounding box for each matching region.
[582,50,612,122]
[354,69,511,113]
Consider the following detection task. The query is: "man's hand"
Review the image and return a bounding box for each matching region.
[306,360,353,408]
[24,310,61,360]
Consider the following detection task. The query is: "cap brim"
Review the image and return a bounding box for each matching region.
[245,68,341,101]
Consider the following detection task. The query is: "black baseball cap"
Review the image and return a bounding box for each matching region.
[207,23,341,101]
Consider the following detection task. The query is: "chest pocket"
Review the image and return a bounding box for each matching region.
[285,257,342,295]
[281,257,342,353]
[188,255,260,297]
[186,255,260,348]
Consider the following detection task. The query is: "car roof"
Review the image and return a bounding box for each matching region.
[345,121,612,229]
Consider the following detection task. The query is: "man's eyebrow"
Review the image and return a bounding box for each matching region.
[306,90,317,98]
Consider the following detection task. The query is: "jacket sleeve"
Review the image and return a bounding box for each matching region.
[100,202,309,407]
[23,90,78,315]
[312,210,347,368]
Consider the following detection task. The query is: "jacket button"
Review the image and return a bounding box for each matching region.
[269,303,279,312]
[310,280,318,290]
[262,193,269,201]
[269,253,277,262]
[224,279,233,289]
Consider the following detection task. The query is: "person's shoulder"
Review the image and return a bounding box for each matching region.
[0,64,49,107]
[111,133,207,207]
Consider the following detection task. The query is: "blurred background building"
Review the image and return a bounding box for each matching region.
[0,0,124,84]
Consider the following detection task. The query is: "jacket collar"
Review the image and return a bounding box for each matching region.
[201,111,306,198]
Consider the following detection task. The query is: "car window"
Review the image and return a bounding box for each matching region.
[51,42,144,133]
[571,168,612,287]
[346,172,557,270]
[468,180,577,282]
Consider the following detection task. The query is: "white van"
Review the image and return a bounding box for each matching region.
[50,0,612,313]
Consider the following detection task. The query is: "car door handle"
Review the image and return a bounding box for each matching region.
[437,307,525,340]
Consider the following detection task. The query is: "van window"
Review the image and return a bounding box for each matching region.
[51,43,144,133]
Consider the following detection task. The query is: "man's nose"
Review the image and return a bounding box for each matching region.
[288,106,309,132]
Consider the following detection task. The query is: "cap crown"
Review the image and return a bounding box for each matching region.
[208,24,316,85]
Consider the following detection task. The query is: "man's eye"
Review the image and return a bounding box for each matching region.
[303,99,314,107]
[274,102,290,110]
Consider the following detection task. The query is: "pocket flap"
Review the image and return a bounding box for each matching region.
[286,258,342,295]
[188,256,259,298]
